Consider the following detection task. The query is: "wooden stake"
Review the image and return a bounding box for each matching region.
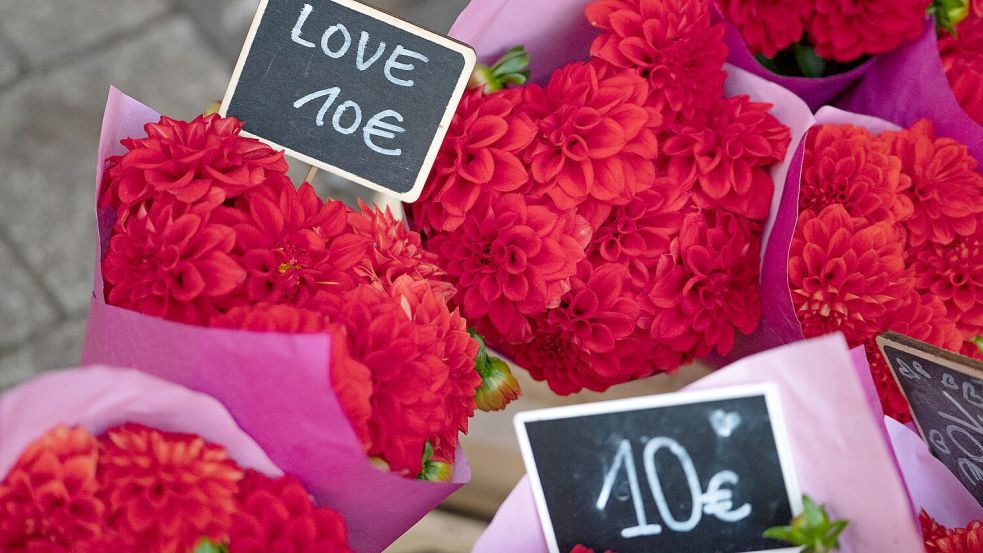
[304,165,319,184]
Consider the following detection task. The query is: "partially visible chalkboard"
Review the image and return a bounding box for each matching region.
[220,0,475,201]
[877,331,983,507]
[515,385,801,553]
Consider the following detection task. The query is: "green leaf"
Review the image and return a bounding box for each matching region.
[972,336,983,354]
[794,43,826,78]
[930,0,969,35]
[763,495,849,553]
[469,45,532,93]
[193,538,228,553]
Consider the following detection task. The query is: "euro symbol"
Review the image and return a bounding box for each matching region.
[701,470,752,523]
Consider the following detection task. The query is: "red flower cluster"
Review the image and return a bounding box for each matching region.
[921,510,983,552]
[0,425,352,553]
[720,0,928,62]
[789,120,983,422]
[940,6,983,126]
[410,0,791,394]
[570,546,617,553]
[100,115,489,478]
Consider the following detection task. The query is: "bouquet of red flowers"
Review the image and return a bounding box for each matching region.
[412,0,799,395]
[0,366,353,553]
[938,2,983,125]
[745,106,983,422]
[82,88,511,551]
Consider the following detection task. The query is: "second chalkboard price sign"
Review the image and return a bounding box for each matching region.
[515,384,802,553]
[877,331,983,507]
[220,0,476,201]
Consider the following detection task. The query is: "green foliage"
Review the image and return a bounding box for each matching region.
[763,495,848,553]
[930,0,970,35]
[193,538,228,553]
[470,46,532,93]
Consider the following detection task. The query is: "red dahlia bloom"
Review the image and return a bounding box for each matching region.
[230,470,352,553]
[97,423,243,553]
[350,200,449,297]
[389,276,480,459]
[99,113,288,213]
[522,59,660,210]
[102,196,246,325]
[321,285,446,476]
[920,511,983,553]
[800,124,912,224]
[909,213,983,339]
[570,545,618,553]
[586,0,728,123]
[788,205,914,346]
[808,0,929,62]
[717,0,812,57]
[218,181,368,308]
[412,88,536,232]
[880,119,983,247]
[210,303,330,333]
[647,210,762,358]
[0,426,106,552]
[940,10,983,125]
[429,193,588,343]
[865,293,963,422]
[662,95,789,220]
[550,261,640,355]
[587,177,691,289]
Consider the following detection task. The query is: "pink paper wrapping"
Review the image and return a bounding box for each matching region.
[840,20,983,163]
[472,335,923,553]
[81,88,469,553]
[0,366,280,480]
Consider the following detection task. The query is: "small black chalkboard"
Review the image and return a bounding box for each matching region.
[515,384,801,553]
[877,331,983,507]
[220,0,476,201]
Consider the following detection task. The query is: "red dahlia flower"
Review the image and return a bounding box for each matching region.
[788,205,914,346]
[662,95,789,220]
[97,423,243,553]
[909,213,983,340]
[320,285,447,476]
[230,470,352,553]
[570,545,618,553]
[210,303,330,333]
[920,510,983,552]
[412,87,536,232]
[800,124,913,225]
[808,0,929,62]
[0,426,106,552]
[350,200,448,296]
[647,210,762,359]
[102,196,245,325]
[880,119,983,247]
[428,193,588,343]
[218,181,368,308]
[586,0,728,123]
[587,178,690,289]
[99,113,288,213]
[522,59,660,210]
[865,293,963,422]
[389,276,480,459]
[940,10,983,125]
[717,0,812,57]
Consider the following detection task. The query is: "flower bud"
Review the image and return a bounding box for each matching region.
[475,356,521,412]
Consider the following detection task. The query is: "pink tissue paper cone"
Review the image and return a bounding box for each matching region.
[0,366,281,481]
[81,87,469,553]
[710,4,875,112]
[840,20,983,163]
[727,107,902,361]
[452,0,816,370]
[472,335,923,553]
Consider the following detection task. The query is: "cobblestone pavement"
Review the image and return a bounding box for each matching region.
[0,0,468,388]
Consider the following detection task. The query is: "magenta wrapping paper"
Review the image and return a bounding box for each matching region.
[0,366,280,480]
[840,20,983,162]
[472,335,923,553]
[80,88,469,553]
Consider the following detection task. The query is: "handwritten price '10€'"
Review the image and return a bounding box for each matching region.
[596,437,751,539]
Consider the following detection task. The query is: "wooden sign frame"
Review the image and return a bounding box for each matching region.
[876,330,983,443]
[219,0,477,202]
[514,383,802,553]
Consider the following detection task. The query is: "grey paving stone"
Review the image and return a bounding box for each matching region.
[0,0,171,67]
[0,318,85,392]
[0,16,231,315]
[176,0,259,61]
[0,36,18,86]
[0,238,58,349]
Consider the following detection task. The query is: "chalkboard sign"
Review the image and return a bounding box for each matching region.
[876,331,983,507]
[515,384,802,553]
[220,0,476,201]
